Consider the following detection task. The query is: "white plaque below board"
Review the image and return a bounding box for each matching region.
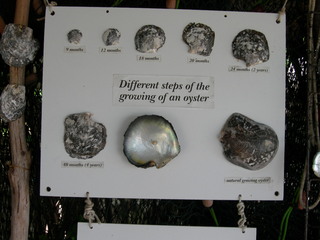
[40,7,285,200]
[77,223,257,240]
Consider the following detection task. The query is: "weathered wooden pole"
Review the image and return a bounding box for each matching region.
[7,0,31,240]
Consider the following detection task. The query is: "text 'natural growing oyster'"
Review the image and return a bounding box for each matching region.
[219,113,278,170]
[64,113,106,159]
[182,23,215,56]
[123,115,180,168]
[232,29,269,67]
[135,25,166,53]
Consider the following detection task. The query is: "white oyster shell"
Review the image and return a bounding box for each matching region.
[219,113,278,170]
[232,29,269,67]
[182,23,215,56]
[312,152,320,178]
[64,113,107,159]
[123,115,180,168]
[134,25,166,53]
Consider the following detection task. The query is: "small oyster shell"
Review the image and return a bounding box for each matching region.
[219,113,278,170]
[232,29,269,67]
[312,152,320,178]
[182,23,215,56]
[0,84,26,122]
[67,29,82,44]
[123,115,180,168]
[102,28,121,46]
[134,25,166,53]
[0,24,39,67]
[64,113,107,159]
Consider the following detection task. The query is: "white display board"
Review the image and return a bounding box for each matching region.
[41,7,285,200]
[77,223,256,240]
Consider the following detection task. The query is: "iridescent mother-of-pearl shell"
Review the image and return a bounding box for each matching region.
[219,113,278,170]
[123,115,180,168]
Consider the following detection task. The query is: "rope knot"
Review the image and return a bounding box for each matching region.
[83,192,101,229]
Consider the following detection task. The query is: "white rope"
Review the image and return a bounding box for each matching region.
[43,0,57,15]
[83,192,101,229]
[276,0,288,23]
[237,194,247,233]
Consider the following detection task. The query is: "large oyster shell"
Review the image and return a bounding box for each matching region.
[182,23,215,56]
[0,24,39,67]
[134,25,166,53]
[219,113,278,170]
[64,113,107,159]
[123,115,180,168]
[232,29,269,67]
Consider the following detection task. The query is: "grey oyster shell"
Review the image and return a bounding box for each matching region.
[134,25,166,53]
[102,28,121,46]
[64,113,107,159]
[182,23,215,56]
[219,113,278,170]
[232,29,269,67]
[123,115,180,168]
[0,24,39,67]
[67,29,82,44]
[0,84,26,122]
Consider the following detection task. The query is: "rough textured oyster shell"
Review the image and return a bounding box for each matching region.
[64,113,107,159]
[102,28,121,46]
[232,29,269,67]
[123,115,180,168]
[67,29,82,44]
[182,23,215,56]
[219,113,278,170]
[134,25,166,53]
[0,24,39,67]
[0,84,26,122]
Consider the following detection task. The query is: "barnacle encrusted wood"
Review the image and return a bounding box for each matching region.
[182,23,215,56]
[64,113,107,159]
[232,29,269,67]
[219,113,278,170]
[0,84,26,122]
[134,25,166,53]
[123,115,180,168]
[0,24,39,67]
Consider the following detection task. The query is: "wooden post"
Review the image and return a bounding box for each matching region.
[7,0,31,240]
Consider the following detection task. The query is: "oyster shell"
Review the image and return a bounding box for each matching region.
[0,24,39,67]
[182,23,215,56]
[312,152,320,178]
[123,115,180,168]
[232,29,269,67]
[0,84,26,122]
[64,113,107,159]
[134,25,166,53]
[67,29,82,44]
[219,113,278,170]
[102,28,121,46]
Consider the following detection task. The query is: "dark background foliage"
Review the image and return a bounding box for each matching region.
[0,0,317,239]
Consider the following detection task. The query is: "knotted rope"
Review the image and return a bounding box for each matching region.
[43,0,57,15]
[83,192,101,229]
[276,0,288,23]
[237,194,247,233]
